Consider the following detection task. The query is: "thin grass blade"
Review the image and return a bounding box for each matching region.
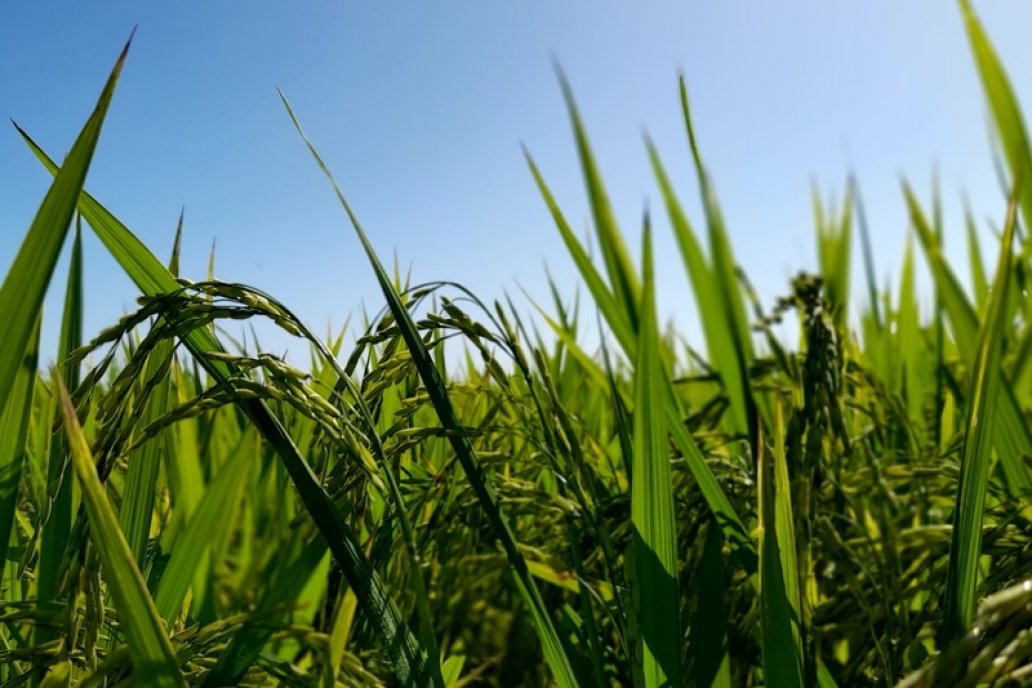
[688,522,731,688]
[941,194,1019,645]
[905,185,1032,495]
[153,431,251,623]
[36,222,85,646]
[53,372,184,687]
[630,225,682,688]
[679,77,756,414]
[960,0,1032,237]
[557,69,641,333]
[758,402,804,687]
[0,317,40,568]
[851,175,882,329]
[648,140,750,437]
[0,36,129,414]
[525,151,635,354]
[280,91,578,688]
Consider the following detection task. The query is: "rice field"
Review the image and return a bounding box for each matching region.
[2,2,1032,686]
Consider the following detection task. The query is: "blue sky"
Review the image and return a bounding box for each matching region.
[3,2,1032,361]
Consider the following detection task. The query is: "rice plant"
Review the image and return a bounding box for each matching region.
[1,1,1031,686]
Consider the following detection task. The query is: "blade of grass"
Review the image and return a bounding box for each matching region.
[163,359,204,546]
[631,223,682,688]
[19,133,437,688]
[557,68,641,334]
[281,91,579,688]
[814,185,854,331]
[648,140,750,437]
[851,174,883,330]
[36,221,85,647]
[679,77,757,436]
[53,371,185,687]
[153,430,251,623]
[525,150,635,354]
[120,220,186,566]
[0,316,40,568]
[600,322,635,488]
[897,240,925,437]
[326,581,360,686]
[119,344,174,568]
[931,174,948,450]
[688,522,731,688]
[964,202,989,311]
[941,193,1018,645]
[959,0,1032,238]
[0,35,129,414]
[905,185,1032,496]
[758,401,804,688]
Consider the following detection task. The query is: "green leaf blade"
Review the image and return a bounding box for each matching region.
[941,196,1019,645]
[0,37,129,414]
[0,317,40,569]
[631,226,682,688]
[280,91,576,688]
[54,372,185,688]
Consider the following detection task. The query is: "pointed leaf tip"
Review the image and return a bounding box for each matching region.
[115,27,137,69]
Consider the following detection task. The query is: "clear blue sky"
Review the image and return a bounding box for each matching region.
[3,2,1032,361]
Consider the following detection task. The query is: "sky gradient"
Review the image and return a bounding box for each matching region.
[3,2,1032,359]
